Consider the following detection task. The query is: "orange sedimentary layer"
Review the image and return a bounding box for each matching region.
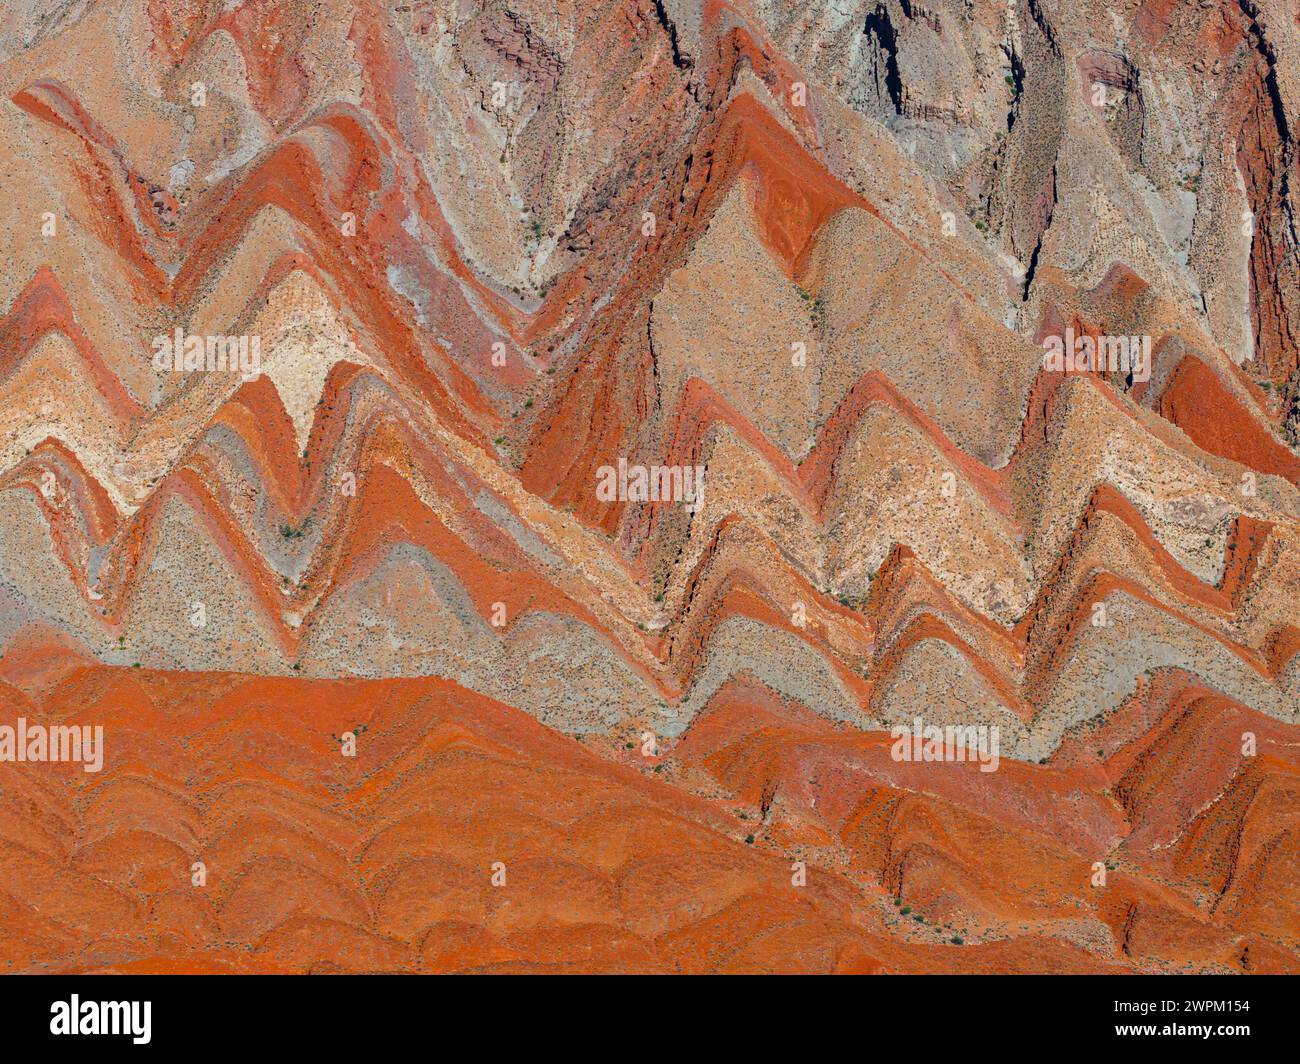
[1,653,1295,973]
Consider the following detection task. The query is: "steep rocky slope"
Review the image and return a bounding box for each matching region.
[0,0,1297,973]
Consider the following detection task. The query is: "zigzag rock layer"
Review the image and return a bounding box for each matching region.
[0,0,1298,973]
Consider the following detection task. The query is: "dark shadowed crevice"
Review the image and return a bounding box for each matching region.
[863,4,904,115]
[651,0,692,71]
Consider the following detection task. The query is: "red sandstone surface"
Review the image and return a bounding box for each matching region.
[0,0,1298,974]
